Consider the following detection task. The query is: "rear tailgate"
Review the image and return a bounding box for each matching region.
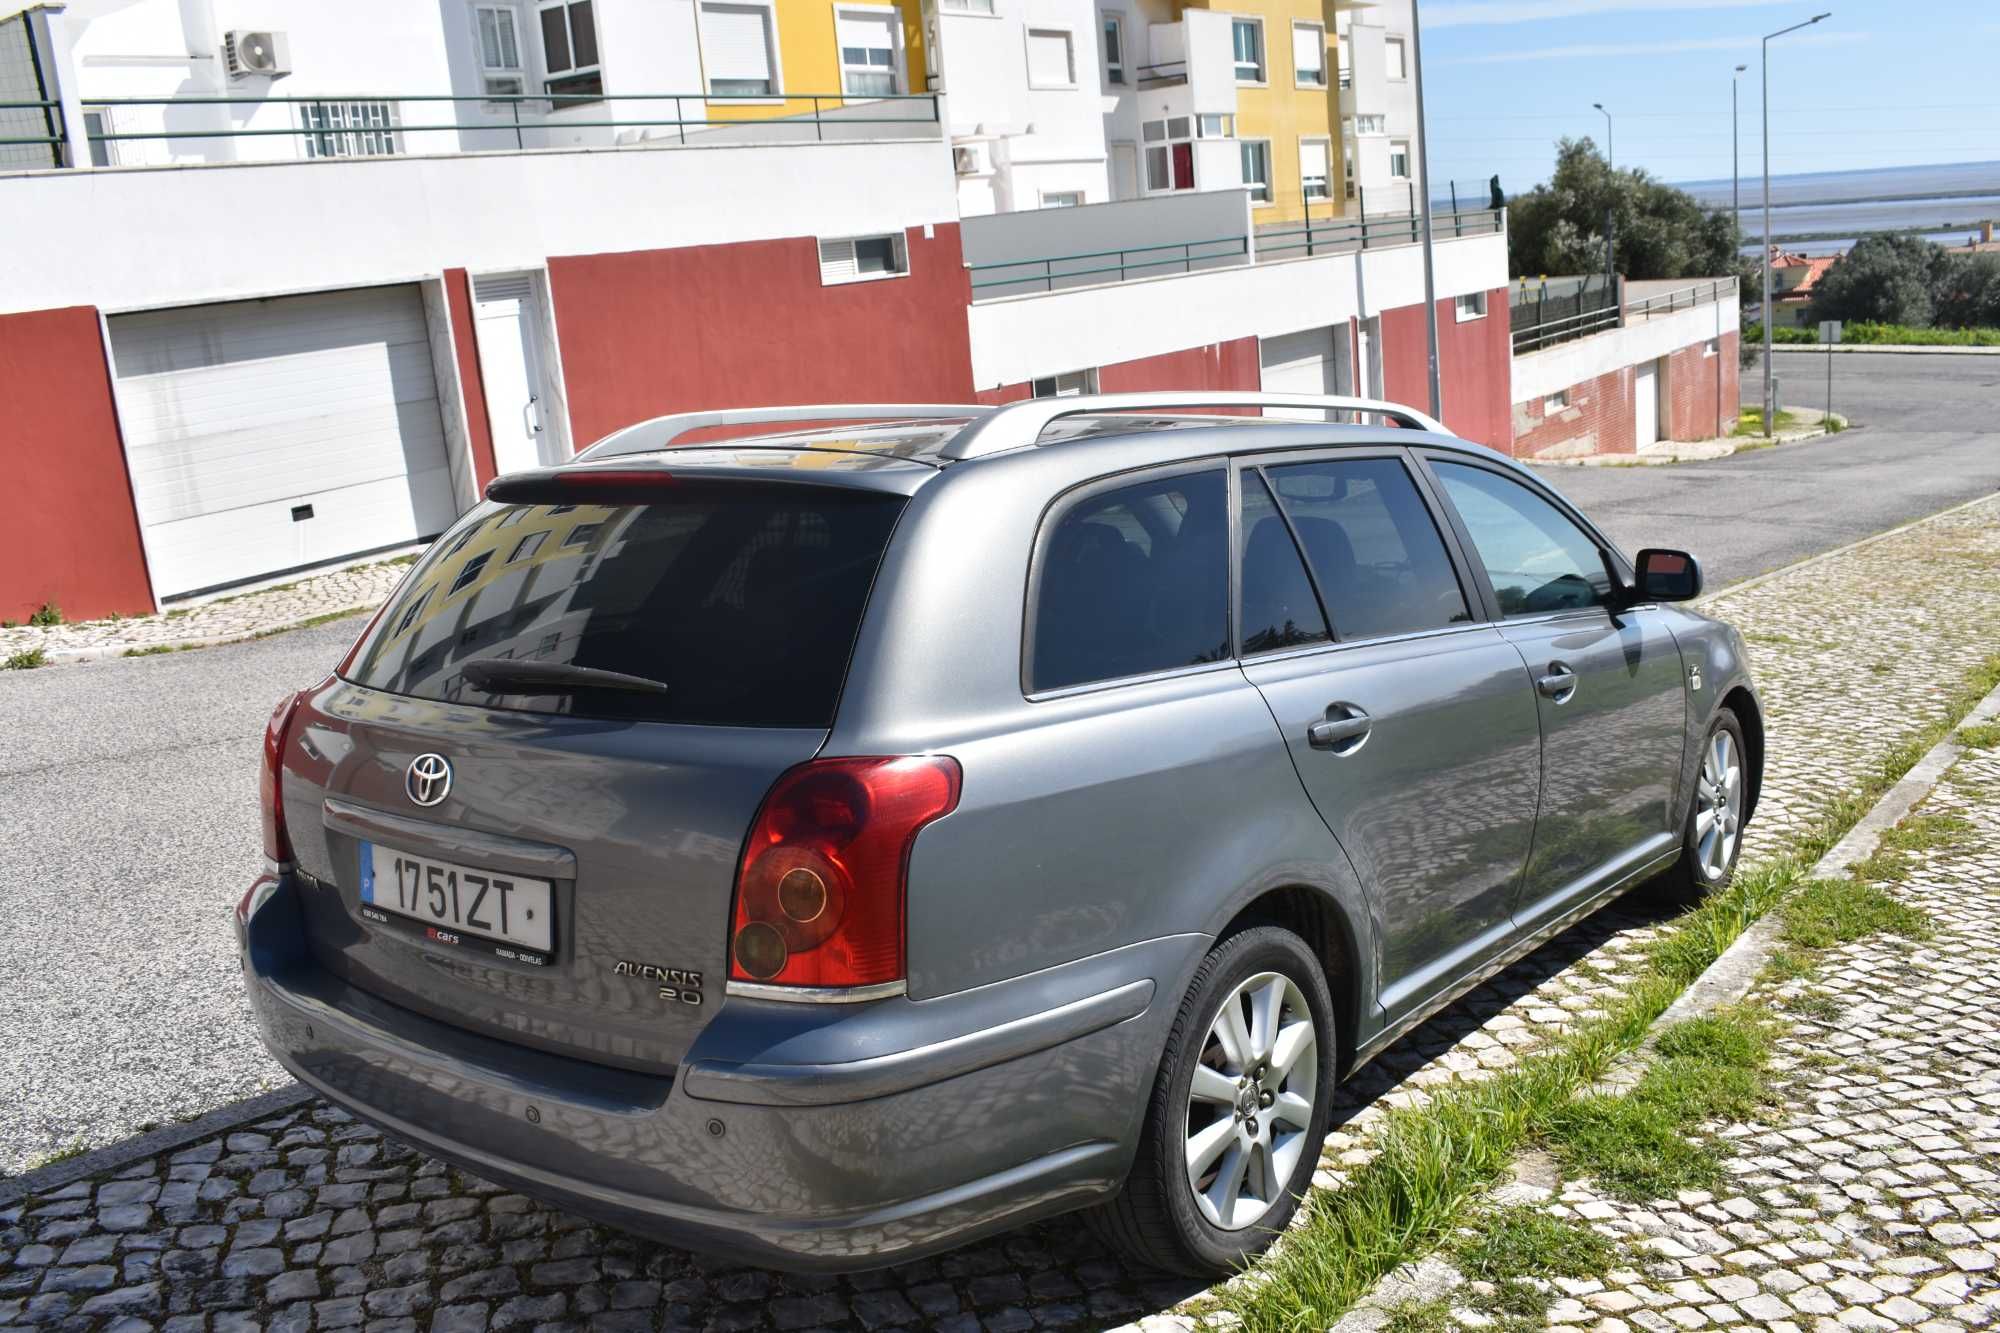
[277,473,909,1074]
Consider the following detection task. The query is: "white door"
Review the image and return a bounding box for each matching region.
[108,285,455,601]
[1635,358,1660,446]
[1110,142,1139,201]
[1357,316,1383,398]
[472,273,553,475]
[1260,327,1337,419]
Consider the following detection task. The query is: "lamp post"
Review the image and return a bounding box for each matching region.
[1762,12,1831,427]
[1593,102,1612,170]
[1411,0,1442,420]
[1732,65,1746,242]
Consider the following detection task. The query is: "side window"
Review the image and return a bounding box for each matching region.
[1030,469,1230,691]
[1430,461,1613,616]
[1265,458,1471,640]
[1238,471,1329,655]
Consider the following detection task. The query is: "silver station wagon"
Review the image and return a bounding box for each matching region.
[238,393,1762,1276]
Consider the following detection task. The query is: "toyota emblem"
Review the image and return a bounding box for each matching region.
[406,753,453,807]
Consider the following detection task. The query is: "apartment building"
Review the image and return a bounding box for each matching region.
[1335,0,1422,217]
[0,0,1508,623]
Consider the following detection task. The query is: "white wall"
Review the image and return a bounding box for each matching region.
[961,186,1252,297]
[0,136,960,315]
[967,229,1506,388]
[1338,2,1418,217]
[1511,296,1741,404]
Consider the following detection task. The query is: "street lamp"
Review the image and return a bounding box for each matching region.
[1762,12,1831,426]
[1732,65,1746,242]
[1593,102,1612,171]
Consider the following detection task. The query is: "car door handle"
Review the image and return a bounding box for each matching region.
[1307,705,1372,752]
[1536,663,1578,703]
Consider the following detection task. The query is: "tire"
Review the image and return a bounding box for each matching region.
[1651,705,1749,904]
[1083,925,1336,1276]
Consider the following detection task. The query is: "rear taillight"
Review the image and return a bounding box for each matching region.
[261,691,305,866]
[729,756,961,992]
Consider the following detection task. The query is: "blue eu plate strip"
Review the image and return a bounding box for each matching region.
[358,841,375,903]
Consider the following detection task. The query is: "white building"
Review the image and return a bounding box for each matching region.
[1336,0,1421,217]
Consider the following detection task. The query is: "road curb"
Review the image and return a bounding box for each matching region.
[0,1084,313,1208]
[1699,487,2000,604]
[32,602,377,666]
[1768,344,2000,356]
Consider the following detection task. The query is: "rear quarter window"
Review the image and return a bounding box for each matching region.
[345,484,906,727]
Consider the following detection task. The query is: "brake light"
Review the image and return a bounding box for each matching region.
[261,691,305,866]
[729,756,961,991]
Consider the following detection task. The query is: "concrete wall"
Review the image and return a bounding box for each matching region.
[1510,302,1741,460]
[961,186,1252,297]
[1511,297,1739,405]
[975,335,1262,403]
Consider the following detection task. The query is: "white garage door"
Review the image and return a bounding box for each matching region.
[1260,326,1351,419]
[109,285,456,600]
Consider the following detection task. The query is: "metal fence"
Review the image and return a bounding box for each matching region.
[1627,277,1737,319]
[1510,274,1622,353]
[0,13,58,170]
[1258,206,1504,261]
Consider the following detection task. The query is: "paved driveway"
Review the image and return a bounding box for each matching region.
[1533,350,2000,588]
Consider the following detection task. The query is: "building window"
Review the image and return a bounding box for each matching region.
[701,1,778,97]
[563,522,603,549]
[1041,190,1084,207]
[1292,22,1325,88]
[819,233,910,284]
[536,0,602,99]
[1704,339,1719,357]
[1197,113,1233,138]
[1143,117,1195,192]
[1102,13,1125,85]
[1388,138,1411,179]
[1384,35,1407,81]
[299,101,398,158]
[940,0,995,11]
[1455,291,1488,321]
[1299,137,1331,201]
[83,108,115,166]
[1032,369,1098,398]
[1343,141,1356,199]
[450,551,492,595]
[1545,389,1570,413]
[1354,113,1385,135]
[473,5,526,97]
[836,7,901,97]
[509,531,549,563]
[1240,139,1272,204]
[1026,27,1076,88]
[1231,17,1265,83]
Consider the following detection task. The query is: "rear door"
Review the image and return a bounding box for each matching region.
[278,476,909,1074]
[1234,450,1543,1028]
[1420,455,1687,931]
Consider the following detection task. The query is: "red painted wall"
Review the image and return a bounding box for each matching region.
[975,336,1261,406]
[1511,365,1637,461]
[443,268,499,489]
[0,307,154,621]
[1663,332,1738,441]
[548,226,976,449]
[1380,288,1513,451]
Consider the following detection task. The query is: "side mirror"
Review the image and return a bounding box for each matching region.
[1633,548,1703,603]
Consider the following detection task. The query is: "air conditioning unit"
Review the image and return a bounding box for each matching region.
[224,30,291,79]
[953,143,986,176]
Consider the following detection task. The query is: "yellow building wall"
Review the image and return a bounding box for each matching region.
[704,2,930,125]
[1173,0,1342,226]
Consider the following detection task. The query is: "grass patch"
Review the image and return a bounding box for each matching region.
[1958,722,2000,751]
[1760,948,1815,983]
[1781,877,1933,950]
[1457,1206,1614,1283]
[3,646,49,670]
[1732,407,1798,438]
[249,607,369,641]
[1746,321,2000,348]
[123,644,177,657]
[1219,651,2000,1332]
[27,601,61,627]
[1782,991,1844,1022]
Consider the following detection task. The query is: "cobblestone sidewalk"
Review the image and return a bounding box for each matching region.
[0,498,1995,1331]
[0,563,407,664]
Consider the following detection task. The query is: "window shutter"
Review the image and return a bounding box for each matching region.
[1026,29,1073,86]
[1292,25,1323,79]
[836,9,895,56]
[1300,139,1330,180]
[818,239,858,282]
[474,273,535,304]
[702,3,775,85]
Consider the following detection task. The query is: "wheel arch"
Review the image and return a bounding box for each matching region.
[1216,885,1363,1080]
[1720,684,1764,822]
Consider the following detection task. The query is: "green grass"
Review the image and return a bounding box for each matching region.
[1218,649,2000,1332]
[1380,1300,1455,1333]
[1781,876,1934,950]
[1457,1206,1614,1284]
[1746,321,2000,347]
[1732,407,1800,438]
[1959,722,2000,751]
[3,646,49,670]
[122,644,178,657]
[27,601,61,627]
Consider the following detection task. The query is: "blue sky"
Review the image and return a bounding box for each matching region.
[1418,0,2000,191]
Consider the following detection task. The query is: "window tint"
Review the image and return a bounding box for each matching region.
[1031,469,1230,691]
[1431,461,1613,616]
[345,485,906,727]
[1238,471,1329,655]
[1266,458,1471,640]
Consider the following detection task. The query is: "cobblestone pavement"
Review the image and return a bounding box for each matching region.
[1,498,1995,1331]
[1395,733,2000,1332]
[0,563,406,662]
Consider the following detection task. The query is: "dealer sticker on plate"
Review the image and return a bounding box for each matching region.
[358,842,554,963]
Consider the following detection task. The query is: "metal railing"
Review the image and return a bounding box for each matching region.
[1627,277,1736,319]
[968,235,1250,294]
[1259,205,1503,260]
[1511,274,1621,354]
[0,89,942,158]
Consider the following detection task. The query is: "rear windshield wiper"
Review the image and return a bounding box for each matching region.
[459,658,671,698]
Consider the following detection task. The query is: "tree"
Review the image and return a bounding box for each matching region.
[1508,138,1746,284]
[1934,252,2000,330]
[1806,233,1955,327]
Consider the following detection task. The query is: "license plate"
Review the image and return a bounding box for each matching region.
[359,843,554,956]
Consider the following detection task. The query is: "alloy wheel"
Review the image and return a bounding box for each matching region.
[1694,728,1744,881]
[1183,970,1318,1231]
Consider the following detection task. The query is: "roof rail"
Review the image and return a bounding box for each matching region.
[938,393,1448,462]
[574,404,993,462]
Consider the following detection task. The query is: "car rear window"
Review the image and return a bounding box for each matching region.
[345,485,906,727]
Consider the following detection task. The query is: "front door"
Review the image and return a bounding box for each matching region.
[473,272,552,475]
[1110,142,1139,200]
[1423,456,1688,932]
[1234,453,1542,1027]
[1635,359,1660,446]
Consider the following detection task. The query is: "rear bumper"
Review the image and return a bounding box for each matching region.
[235,872,1188,1271]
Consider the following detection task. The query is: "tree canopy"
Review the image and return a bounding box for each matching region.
[1508,138,1744,284]
[1809,234,2000,329]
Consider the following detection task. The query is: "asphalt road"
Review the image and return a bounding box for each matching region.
[1532,350,2000,588]
[0,618,362,1175]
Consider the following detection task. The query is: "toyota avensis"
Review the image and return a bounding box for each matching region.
[237,393,1761,1276]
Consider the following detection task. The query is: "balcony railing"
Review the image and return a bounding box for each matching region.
[1627,277,1737,319]
[0,90,943,164]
